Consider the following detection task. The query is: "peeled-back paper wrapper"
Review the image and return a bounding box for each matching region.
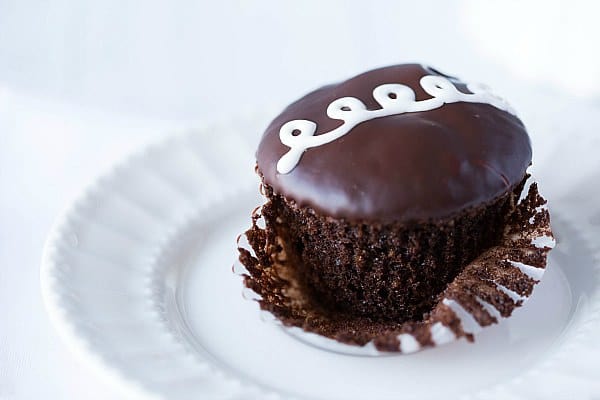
[235,178,554,354]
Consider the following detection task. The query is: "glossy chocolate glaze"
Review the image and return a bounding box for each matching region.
[256,64,532,223]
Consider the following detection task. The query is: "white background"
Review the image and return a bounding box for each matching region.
[1,1,599,399]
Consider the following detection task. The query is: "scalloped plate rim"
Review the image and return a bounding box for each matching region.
[40,112,600,400]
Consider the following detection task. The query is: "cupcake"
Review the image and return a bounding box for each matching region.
[237,64,554,352]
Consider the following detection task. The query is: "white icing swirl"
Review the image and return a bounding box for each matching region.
[277,75,516,174]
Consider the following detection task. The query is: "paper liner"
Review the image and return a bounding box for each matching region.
[235,179,554,353]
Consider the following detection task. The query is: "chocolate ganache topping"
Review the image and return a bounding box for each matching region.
[256,64,532,223]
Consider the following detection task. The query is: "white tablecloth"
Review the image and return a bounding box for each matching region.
[1,1,598,398]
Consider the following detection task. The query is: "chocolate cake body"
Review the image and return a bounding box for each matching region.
[261,181,523,322]
[252,64,532,322]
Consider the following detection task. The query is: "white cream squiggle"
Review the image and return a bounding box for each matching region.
[277,75,516,174]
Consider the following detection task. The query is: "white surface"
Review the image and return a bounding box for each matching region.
[39,116,597,400]
[0,91,179,400]
[1,0,599,123]
[2,1,600,399]
[462,0,600,97]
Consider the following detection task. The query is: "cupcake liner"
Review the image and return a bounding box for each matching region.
[234,177,554,354]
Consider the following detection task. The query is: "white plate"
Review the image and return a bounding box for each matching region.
[41,105,600,400]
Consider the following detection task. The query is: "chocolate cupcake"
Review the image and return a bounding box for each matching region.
[237,64,554,352]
